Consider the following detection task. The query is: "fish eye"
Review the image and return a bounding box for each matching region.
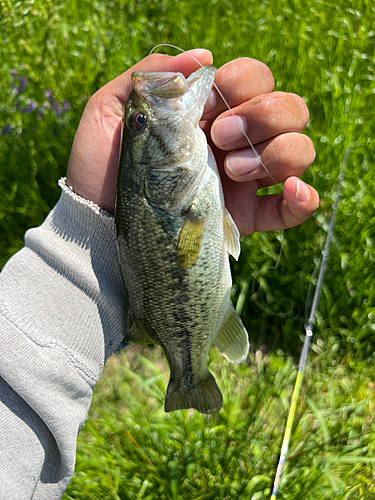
[130,111,146,131]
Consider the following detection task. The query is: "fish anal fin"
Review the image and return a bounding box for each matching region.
[224,208,241,260]
[165,370,223,414]
[214,305,249,364]
[176,208,207,270]
[125,312,154,344]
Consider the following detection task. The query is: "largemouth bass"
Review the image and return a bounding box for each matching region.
[115,64,249,414]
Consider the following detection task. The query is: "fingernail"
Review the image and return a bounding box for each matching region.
[203,90,216,115]
[212,115,247,146]
[226,149,261,176]
[296,179,310,202]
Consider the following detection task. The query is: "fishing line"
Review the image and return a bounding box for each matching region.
[147,44,282,189]
[270,147,350,500]
[147,44,285,270]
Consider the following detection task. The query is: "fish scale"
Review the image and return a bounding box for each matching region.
[115,64,250,414]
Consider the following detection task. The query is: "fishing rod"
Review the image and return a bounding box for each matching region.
[270,147,350,500]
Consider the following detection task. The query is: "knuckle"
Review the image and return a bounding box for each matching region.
[271,133,315,171]
[240,58,275,92]
[254,60,275,91]
[303,135,316,164]
[272,133,294,166]
[290,93,310,127]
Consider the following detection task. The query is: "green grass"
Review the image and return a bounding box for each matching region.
[1,0,375,498]
[63,346,375,499]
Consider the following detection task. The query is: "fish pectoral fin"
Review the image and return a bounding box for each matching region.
[214,304,249,364]
[125,312,155,344]
[176,208,207,270]
[223,208,241,260]
[165,370,223,414]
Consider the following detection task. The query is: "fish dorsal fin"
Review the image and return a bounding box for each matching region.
[223,208,241,260]
[176,207,207,270]
[126,312,155,344]
[214,304,249,364]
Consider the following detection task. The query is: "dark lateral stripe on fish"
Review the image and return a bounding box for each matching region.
[170,265,193,384]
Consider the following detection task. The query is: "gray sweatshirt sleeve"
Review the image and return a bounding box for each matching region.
[0,179,128,500]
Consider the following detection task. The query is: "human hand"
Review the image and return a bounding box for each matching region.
[201,58,319,237]
[66,49,214,213]
[66,50,318,235]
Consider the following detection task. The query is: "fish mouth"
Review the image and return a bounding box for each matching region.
[132,71,188,98]
[131,65,216,125]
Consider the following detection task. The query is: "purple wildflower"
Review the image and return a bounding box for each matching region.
[62,99,71,112]
[18,78,26,92]
[13,77,27,95]
[38,108,44,118]
[1,125,12,136]
[20,100,36,114]
[52,101,62,116]
[45,89,54,102]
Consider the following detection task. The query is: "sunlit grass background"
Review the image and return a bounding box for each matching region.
[1,0,375,498]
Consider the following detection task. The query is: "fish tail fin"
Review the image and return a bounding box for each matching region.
[165,371,223,414]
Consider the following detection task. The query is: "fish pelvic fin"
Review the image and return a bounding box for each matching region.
[214,304,249,364]
[165,370,223,414]
[125,312,155,344]
[176,207,207,270]
[224,208,241,260]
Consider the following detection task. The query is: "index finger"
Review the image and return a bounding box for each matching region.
[202,58,275,121]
